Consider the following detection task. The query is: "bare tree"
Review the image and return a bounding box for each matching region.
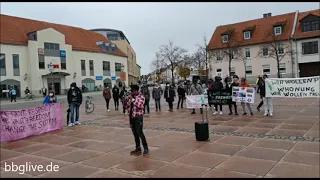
[257,30,294,78]
[209,29,244,77]
[150,52,164,81]
[188,36,210,77]
[156,40,188,85]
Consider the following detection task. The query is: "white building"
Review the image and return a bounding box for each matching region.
[0,14,128,98]
[207,9,319,83]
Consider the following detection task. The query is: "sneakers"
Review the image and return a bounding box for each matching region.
[107,109,110,112]
[75,121,81,125]
[263,113,268,117]
[143,149,149,155]
[219,111,223,115]
[269,113,273,117]
[130,148,142,154]
[68,123,74,127]
[242,113,247,116]
[235,112,239,115]
[250,112,254,116]
[191,111,195,114]
[229,112,233,115]
[213,111,218,115]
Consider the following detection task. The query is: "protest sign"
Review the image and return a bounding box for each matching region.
[265,76,320,98]
[186,95,208,108]
[207,89,232,105]
[0,103,63,142]
[232,87,255,103]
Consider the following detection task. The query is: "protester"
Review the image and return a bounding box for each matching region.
[9,87,17,102]
[152,83,162,112]
[225,75,239,115]
[177,82,186,109]
[164,83,175,112]
[67,82,83,127]
[190,77,203,114]
[239,78,253,116]
[256,76,264,112]
[41,87,47,97]
[141,85,150,114]
[212,76,224,115]
[260,74,273,117]
[43,90,57,104]
[120,86,128,115]
[207,79,215,112]
[103,86,111,112]
[126,84,149,155]
[112,84,120,111]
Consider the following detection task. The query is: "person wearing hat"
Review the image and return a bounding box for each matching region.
[67,82,83,127]
[126,84,149,155]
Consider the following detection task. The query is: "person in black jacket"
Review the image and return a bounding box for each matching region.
[258,74,273,116]
[119,87,128,114]
[212,76,224,115]
[225,76,239,115]
[164,83,175,112]
[141,85,150,114]
[67,82,83,127]
[256,76,264,112]
[112,85,120,110]
[177,83,186,109]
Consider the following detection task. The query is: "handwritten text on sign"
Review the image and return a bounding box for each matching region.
[186,95,208,109]
[0,103,63,142]
[265,76,320,98]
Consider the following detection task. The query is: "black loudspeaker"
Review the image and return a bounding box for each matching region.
[195,104,209,141]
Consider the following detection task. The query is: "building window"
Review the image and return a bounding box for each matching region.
[44,42,59,50]
[245,48,251,58]
[89,60,94,76]
[216,51,222,61]
[243,31,251,40]
[278,44,284,55]
[230,67,236,77]
[222,35,228,43]
[263,47,268,56]
[279,63,286,74]
[302,41,319,55]
[262,65,271,75]
[302,21,319,32]
[103,61,110,76]
[38,55,45,69]
[0,54,6,76]
[274,26,282,35]
[245,66,252,76]
[115,62,122,72]
[81,60,86,76]
[61,57,66,70]
[12,54,20,76]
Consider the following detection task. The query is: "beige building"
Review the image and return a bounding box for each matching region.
[91,28,140,85]
[136,64,141,81]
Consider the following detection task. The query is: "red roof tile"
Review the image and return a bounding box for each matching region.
[294,9,320,39]
[207,12,296,50]
[0,14,126,57]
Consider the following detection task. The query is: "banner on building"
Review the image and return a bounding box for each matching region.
[186,95,208,109]
[0,103,63,142]
[265,76,320,98]
[232,87,255,104]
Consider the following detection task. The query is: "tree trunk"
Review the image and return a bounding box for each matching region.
[276,57,280,78]
[228,59,232,77]
[171,68,174,85]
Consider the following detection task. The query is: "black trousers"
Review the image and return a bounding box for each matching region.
[144,100,150,114]
[168,101,173,109]
[257,99,264,109]
[114,98,119,109]
[10,95,16,102]
[130,116,148,150]
[229,102,237,113]
[214,103,222,111]
[177,96,184,108]
[155,99,161,110]
[104,98,110,109]
[192,108,203,113]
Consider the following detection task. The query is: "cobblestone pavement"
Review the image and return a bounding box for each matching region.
[0,97,319,178]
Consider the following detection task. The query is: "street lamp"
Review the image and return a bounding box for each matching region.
[48,62,54,92]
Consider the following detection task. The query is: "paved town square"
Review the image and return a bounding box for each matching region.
[1,95,319,178]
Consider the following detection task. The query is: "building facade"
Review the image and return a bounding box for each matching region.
[207,9,319,83]
[0,14,128,98]
[90,28,140,85]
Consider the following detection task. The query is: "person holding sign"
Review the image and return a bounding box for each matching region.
[43,90,57,104]
[225,76,239,115]
[260,74,273,117]
[239,78,253,116]
[190,77,204,115]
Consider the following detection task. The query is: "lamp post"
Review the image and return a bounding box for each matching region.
[48,62,54,92]
[243,59,247,79]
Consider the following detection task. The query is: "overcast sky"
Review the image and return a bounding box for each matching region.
[1,2,318,74]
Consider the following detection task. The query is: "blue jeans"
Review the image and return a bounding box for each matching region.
[69,103,80,124]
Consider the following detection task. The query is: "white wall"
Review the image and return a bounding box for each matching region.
[296,37,320,64]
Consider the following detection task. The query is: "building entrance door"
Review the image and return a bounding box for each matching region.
[47,78,61,95]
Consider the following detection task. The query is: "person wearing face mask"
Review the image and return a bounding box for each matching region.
[239,78,253,116]
[164,83,175,112]
[225,75,239,115]
[43,90,57,104]
[67,82,83,127]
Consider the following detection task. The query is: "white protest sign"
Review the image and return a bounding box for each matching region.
[186,95,208,109]
[232,87,255,104]
[265,76,320,98]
